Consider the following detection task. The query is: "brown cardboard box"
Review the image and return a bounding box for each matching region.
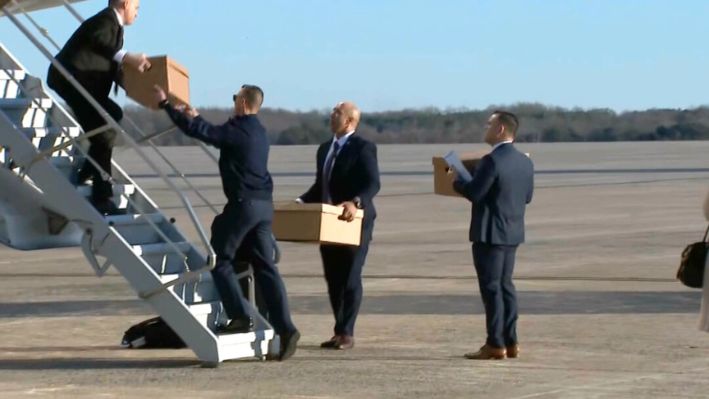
[432,150,531,197]
[272,202,364,246]
[123,56,189,109]
[432,151,489,197]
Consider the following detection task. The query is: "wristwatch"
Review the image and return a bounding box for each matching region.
[352,196,363,209]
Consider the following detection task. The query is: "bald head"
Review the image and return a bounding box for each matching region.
[330,101,361,137]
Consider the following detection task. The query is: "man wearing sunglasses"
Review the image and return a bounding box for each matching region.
[152,84,300,361]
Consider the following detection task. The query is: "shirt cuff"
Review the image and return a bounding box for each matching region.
[294,198,304,204]
[114,50,128,64]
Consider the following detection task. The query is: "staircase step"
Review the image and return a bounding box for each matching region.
[159,272,218,304]
[0,70,26,81]
[131,242,192,274]
[106,213,179,245]
[132,241,192,255]
[0,70,25,99]
[187,300,277,353]
[0,97,52,110]
[218,329,275,345]
[0,98,51,128]
[50,156,77,178]
[105,212,165,225]
[77,183,135,209]
[21,126,81,140]
[188,301,227,330]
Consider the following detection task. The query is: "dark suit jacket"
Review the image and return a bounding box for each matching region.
[454,143,534,246]
[300,135,381,224]
[47,7,123,99]
[162,104,273,202]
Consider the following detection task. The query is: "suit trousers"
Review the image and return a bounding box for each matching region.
[209,199,296,335]
[50,74,121,201]
[319,222,373,336]
[472,242,519,348]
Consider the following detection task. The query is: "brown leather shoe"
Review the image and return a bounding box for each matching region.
[335,335,354,350]
[320,336,339,348]
[464,345,506,360]
[506,344,520,358]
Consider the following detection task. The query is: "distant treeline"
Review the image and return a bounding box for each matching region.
[119,103,709,146]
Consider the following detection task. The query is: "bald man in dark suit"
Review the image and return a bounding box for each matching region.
[298,101,380,350]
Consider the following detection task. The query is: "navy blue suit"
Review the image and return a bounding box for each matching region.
[300,134,380,336]
[163,103,296,335]
[454,143,534,348]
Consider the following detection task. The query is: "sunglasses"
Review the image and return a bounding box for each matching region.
[233,84,261,102]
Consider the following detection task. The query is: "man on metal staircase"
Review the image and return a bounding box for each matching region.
[46,0,150,215]
[152,83,300,361]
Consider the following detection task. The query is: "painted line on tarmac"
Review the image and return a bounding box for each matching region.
[509,364,709,399]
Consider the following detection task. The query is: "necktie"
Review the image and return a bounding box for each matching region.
[322,141,340,204]
[114,25,124,94]
[117,25,124,50]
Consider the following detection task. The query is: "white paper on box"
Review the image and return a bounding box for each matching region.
[443,151,472,183]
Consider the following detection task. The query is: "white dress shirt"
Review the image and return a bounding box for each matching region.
[322,131,355,181]
[112,8,127,63]
[491,139,513,152]
[295,131,355,203]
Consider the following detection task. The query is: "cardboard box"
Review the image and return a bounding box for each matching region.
[432,151,489,197]
[432,150,532,197]
[123,56,189,110]
[272,202,364,246]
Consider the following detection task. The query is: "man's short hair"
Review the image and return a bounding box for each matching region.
[493,110,519,137]
[109,0,124,7]
[241,84,264,109]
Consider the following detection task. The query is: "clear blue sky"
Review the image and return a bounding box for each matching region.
[1,0,708,112]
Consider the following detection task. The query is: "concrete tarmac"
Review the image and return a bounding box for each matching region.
[0,141,707,398]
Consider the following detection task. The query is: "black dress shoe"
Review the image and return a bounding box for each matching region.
[217,317,254,334]
[76,169,92,185]
[279,330,300,361]
[91,199,125,216]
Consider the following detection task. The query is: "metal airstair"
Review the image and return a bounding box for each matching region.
[0,0,278,366]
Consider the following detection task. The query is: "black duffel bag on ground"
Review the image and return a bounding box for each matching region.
[121,317,186,349]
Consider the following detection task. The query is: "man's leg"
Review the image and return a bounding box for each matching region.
[247,201,296,335]
[501,246,519,347]
[472,242,505,348]
[87,98,122,202]
[209,203,256,325]
[50,81,98,184]
[320,245,349,333]
[247,199,299,360]
[340,224,373,337]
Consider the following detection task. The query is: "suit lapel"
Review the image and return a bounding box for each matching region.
[316,141,329,175]
[331,136,356,178]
